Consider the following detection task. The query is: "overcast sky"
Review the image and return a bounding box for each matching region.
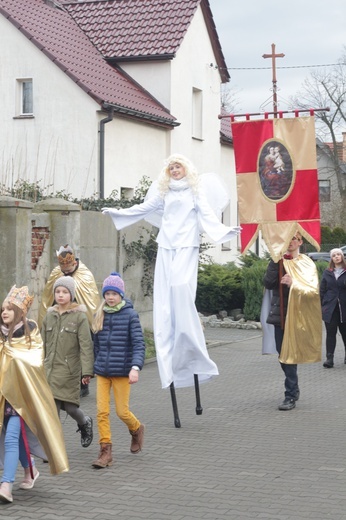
[208,0,346,115]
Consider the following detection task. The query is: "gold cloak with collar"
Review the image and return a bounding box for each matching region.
[0,323,69,475]
[38,261,100,328]
[279,254,322,364]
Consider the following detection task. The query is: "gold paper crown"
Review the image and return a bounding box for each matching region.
[4,285,34,314]
[56,245,75,266]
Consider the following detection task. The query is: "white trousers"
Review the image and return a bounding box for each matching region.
[154,247,219,388]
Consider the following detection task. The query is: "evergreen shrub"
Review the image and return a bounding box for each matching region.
[242,260,269,321]
[196,263,244,315]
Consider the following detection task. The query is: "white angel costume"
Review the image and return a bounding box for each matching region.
[104,175,240,388]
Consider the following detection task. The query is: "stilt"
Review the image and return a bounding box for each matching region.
[194,374,203,415]
[170,382,181,428]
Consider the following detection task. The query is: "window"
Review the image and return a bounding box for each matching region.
[319,180,330,202]
[192,87,203,140]
[120,187,134,200]
[16,79,33,116]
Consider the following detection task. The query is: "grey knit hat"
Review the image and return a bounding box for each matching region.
[53,276,76,301]
[330,248,345,259]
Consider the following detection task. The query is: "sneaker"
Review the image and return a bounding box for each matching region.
[278,398,296,411]
[130,424,145,453]
[0,483,13,503]
[19,467,40,490]
[77,416,93,448]
[293,389,300,401]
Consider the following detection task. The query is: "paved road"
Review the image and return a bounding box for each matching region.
[3,327,346,520]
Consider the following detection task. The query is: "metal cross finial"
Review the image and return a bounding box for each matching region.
[262,43,285,116]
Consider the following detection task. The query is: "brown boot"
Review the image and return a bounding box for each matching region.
[92,443,112,468]
[130,424,145,453]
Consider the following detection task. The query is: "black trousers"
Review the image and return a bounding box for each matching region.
[325,305,346,356]
[275,326,299,399]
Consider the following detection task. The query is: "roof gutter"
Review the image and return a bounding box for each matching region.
[103,102,179,128]
[99,107,114,199]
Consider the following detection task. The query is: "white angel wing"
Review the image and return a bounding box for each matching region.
[199,172,230,220]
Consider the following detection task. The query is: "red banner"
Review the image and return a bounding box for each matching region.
[231,116,320,261]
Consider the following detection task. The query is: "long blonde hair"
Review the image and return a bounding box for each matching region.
[157,154,199,196]
[92,300,107,333]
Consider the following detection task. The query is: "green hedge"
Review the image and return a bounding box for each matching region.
[242,260,269,321]
[196,263,244,314]
[197,255,328,322]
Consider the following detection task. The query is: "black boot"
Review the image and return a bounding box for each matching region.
[323,354,334,368]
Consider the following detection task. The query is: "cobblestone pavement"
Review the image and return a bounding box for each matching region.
[3,327,346,520]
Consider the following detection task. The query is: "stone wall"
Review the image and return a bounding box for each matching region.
[0,196,154,329]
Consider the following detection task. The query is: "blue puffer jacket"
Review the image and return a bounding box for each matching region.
[320,268,346,323]
[93,299,145,377]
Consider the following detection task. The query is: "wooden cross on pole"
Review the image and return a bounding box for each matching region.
[262,43,285,116]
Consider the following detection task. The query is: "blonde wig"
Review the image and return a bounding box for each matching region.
[157,154,200,196]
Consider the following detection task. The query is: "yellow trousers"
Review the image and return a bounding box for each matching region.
[96,375,140,445]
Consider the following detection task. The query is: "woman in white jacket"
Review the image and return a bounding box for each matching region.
[103,154,240,390]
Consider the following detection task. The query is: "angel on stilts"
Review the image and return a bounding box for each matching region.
[102,154,241,427]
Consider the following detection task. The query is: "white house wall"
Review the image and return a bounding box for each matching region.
[0,16,100,198]
[170,6,223,173]
[103,117,170,197]
[119,60,172,110]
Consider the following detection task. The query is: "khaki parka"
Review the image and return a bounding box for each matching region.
[41,304,94,406]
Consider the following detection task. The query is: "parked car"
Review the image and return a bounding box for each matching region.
[307,245,346,262]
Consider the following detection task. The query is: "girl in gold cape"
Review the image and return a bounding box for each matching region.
[0,286,69,504]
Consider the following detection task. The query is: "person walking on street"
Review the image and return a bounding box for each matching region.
[0,286,68,504]
[320,248,346,368]
[38,245,100,398]
[91,272,145,469]
[41,277,94,448]
[263,232,322,410]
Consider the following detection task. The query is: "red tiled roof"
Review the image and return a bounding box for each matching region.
[63,0,198,59]
[63,0,230,82]
[0,0,177,126]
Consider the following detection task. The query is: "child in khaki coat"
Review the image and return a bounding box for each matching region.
[41,276,94,448]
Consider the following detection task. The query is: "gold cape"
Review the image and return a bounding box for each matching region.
[38,261,100,328]
[0,323,69,475]
[279,254,322,364]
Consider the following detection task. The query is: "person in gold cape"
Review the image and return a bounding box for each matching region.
[0,286,69,504]
[38,245,100,398]
[263,232,322,411]
[38,245,100,329]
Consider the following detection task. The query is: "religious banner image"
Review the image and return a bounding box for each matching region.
[231,115,320,262]
[258,139,294,201]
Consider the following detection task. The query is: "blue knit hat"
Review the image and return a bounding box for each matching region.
[102,272,125,298]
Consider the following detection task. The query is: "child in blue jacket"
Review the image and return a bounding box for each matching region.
[91,272,145,468]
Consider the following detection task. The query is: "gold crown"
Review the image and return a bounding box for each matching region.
[56,245,75,266]
[58,252,75,266]
[4,285,34,314]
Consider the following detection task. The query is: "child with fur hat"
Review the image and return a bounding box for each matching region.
[0,286,69,504]
[320,248,346,368]
[41,277,94,449]
[91,272,145,468]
